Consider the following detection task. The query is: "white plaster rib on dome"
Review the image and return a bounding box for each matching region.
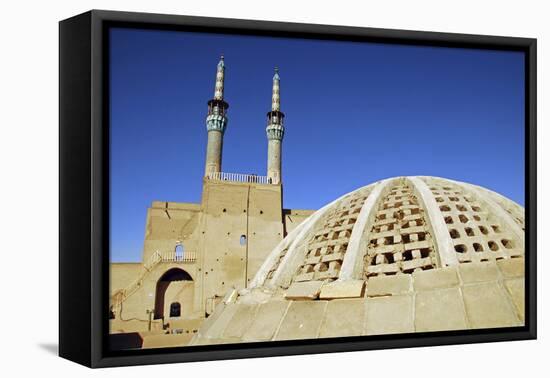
[273,188,376,287]
[249,210,314,288]
[408,177,458,267]
[252,185,373,289]
[339,178,396,280]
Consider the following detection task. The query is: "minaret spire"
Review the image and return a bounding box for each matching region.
[204,55,229,177]
[266,67,285,184]
[271,67,280,111]
[214,55,225,100]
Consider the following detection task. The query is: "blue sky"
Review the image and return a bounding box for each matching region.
[110,28,525,262]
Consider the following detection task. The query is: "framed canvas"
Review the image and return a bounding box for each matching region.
[59,9,537,368]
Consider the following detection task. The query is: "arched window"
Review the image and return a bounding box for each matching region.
[175,244,184,261]
[240,235,247,246]
[170,302,181,317]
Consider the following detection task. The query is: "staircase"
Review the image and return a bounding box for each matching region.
[111,251,163,316]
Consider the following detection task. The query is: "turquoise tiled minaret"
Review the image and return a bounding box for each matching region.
[204,56,229,176]
[266,68,285,184]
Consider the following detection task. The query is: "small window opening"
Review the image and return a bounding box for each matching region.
[501,239,514,249]
[473,243,484,252]
[175,244,184,260]
[454,244,467,253]
[450,229,460,239]
[170,302,181,317]
[240,235,247,246]
[402,250,413,261]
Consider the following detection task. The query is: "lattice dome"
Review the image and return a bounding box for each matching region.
[192,176,525,345]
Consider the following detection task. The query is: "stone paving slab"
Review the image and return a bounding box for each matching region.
[415,287,467,332]
[222,303,258,339]
[285,280,325,300]
[462,282,520,329]
[367,274,411,297]
[319,280,365,299]
[458,261,500,283]
[274,301,327,340]
[242,300,290,342]
[413,267,459,291]
[504,278,525,323]
[364,295,414,335]
[319,298,366,338]
[497,258,525,278]
[203,302,239,339]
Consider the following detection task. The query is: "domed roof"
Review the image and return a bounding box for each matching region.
[192,176,525,345]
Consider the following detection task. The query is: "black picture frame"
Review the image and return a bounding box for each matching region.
[59,9,537,368]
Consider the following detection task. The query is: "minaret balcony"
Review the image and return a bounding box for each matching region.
[205,171,275,185]
[206,114,227,132]
[266,123,284,140]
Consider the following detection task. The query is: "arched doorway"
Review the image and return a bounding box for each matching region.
[154,268,193,320]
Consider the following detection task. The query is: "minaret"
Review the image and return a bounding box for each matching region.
[204,56,229,176]
[266,68,285,184]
